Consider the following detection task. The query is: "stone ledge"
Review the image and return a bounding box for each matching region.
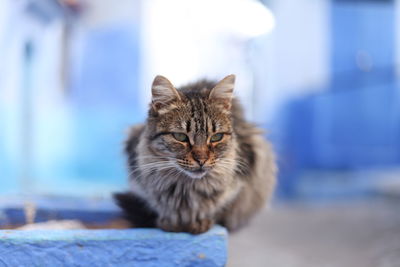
[0,227,227,267]
[0,197,228,267]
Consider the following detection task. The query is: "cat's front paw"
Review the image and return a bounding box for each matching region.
[157,217,181,233]
[157,217,214,234]
[186,218,214,234]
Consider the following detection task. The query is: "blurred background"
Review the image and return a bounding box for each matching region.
[1,0,400,266]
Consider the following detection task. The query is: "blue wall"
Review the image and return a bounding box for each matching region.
[0,24,143,195]
[275,0,400,198]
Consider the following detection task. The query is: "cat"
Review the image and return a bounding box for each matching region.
[114,74,277,234]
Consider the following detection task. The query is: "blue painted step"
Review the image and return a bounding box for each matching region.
[0,227,227,267]
[0,197,228,267]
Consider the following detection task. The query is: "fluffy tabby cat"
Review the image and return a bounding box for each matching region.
[115,74,276,234]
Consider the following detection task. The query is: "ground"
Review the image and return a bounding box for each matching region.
[228,198,400,267]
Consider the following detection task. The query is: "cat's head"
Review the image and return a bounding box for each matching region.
[146,75,237,179]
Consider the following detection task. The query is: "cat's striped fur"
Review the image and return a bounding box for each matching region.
[115,75,276,234]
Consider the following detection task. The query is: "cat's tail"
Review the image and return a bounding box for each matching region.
[113,192,158,228]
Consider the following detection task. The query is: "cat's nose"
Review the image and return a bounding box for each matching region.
[192,148,209,166]
[195,158,207,167]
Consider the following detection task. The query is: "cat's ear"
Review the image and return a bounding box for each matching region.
[151,75,181,110]
[209,74,235,109]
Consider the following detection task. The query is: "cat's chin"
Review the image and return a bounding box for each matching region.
[182,169,207,179]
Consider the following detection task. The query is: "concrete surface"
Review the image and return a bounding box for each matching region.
[228,199,400,267]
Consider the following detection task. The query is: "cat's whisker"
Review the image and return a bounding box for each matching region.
[134,161,171,169]
[132,161,178,177]
[214,165,234,175]
[218,157,248,167]
[216,158,249,173]
[136,155,177,161]
[214,162,239,175]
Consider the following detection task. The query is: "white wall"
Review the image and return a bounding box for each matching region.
[79,0,140,28]
[139,0,275,117]
[139,0,331,124]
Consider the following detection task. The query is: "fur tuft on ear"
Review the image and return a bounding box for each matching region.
[209,74,235,108]
[151,75,181,110]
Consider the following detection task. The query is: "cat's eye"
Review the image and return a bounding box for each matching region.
[210,133,224,142]
[172,133,189,142]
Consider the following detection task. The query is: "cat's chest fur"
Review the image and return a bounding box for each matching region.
[128,168,242,234]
